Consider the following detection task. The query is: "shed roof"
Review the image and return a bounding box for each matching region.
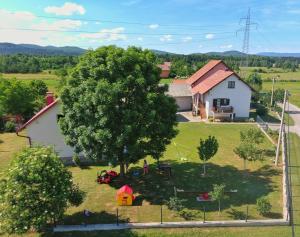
[166,83,192,97]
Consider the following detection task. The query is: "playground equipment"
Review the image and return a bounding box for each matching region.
[174,186,237,202]
[116,185,135,206]
[96,170,118,184]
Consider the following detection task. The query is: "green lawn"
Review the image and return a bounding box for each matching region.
[2,124,299,237]
[2,71,60,94]
[263,81,300,108]
[241,67,300,81]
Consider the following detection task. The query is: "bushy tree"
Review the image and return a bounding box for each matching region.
[0,78,36,119]
[245,73,262,92]
[197,136,219,176]
[210,184,226,214]
[59,46,178,176]
[234,128,264,170]
[0,147,84,234]
[29,80,48,97]
[256,197,272,216]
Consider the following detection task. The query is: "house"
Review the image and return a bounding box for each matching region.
[17,92,75,159]
[167,60,253,119]
[158,62,171,78]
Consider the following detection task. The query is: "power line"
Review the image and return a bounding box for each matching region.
[34,15,234,29]
[0,27,236,37]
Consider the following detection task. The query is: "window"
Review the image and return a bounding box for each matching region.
[213,98,230,107]
[228,81,235,88]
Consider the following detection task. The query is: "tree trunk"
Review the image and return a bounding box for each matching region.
[244,159,246,170]
[203,162,206,176]
[120,162,125,177]
[218,200,221,215]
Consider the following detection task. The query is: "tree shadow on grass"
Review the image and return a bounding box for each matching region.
[41,229,143,237]
[61,210,128,225]
[107,161,281,214]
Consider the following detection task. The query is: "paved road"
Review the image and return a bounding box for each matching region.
[270,103,300,136]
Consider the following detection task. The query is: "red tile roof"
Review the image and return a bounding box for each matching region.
[158,62,171,71]
[186,60,222,85]
[191,70,235,94]
[17,99,59,132]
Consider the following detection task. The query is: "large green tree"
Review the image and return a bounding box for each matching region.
[0,78,36,119]
[0,147,84,234]
[59,46,178,176]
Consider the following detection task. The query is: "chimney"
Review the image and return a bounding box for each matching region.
[46,92,55,105]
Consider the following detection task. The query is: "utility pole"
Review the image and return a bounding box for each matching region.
[270,77,275,107]
[275,90,288,166]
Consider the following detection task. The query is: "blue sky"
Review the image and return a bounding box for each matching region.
[0,0,299,54]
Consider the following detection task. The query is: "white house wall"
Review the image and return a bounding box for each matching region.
[26,103,75,158]
[204,75,252,118]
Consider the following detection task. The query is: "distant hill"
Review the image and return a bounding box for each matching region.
[257,52,300,58]
[204,50,247,57]
[0,43,86,56]
[150,49,176,55]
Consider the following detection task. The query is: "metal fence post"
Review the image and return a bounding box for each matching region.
[245,205,248,222]
[160,205,163,224]
[116,208,119,226]
[203,206,206,223]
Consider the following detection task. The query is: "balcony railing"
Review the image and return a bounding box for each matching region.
[212,106,234,113]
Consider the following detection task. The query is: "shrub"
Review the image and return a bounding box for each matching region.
[0,146,85,234]
[256,105,268,116]
[256,197,272,216]
[68,184,86,206]
[72,154,82,167]
[178,208,198,220]
[4,121,15,132]
[166,197,184,211]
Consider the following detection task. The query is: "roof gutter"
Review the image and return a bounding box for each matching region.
[16,131,32,147]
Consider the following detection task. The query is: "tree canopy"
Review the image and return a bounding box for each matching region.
[59,46,178,176]
[197,136,219,175]
[0,147,84,234]
[0,78,46,119]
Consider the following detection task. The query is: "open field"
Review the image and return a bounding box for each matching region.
[2,71,60,94]
[263,81,300,107]
[240,67,300,81]
[1,124,282,229]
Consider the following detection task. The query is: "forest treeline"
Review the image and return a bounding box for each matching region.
[0,52,299,74]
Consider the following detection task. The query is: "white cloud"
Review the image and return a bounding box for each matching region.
[205,33,215,39]
[149,24,159,29]
[0,9,81,45]
[95,21,101,25]
[198,44,203,48]
[44,2,86,16]
[160,35,172,42]
[220,44,233,49]
[137,37,143,41]
[182,36,192,42]
[80,27,127,41]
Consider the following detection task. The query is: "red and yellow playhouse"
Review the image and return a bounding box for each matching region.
[116,185,135,206]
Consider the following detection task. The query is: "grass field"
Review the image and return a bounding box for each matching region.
[0,123,285,236]
[10,132,299,237]
[263,81,300,107]
[240,67,300,81]
[2,71,60,94]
